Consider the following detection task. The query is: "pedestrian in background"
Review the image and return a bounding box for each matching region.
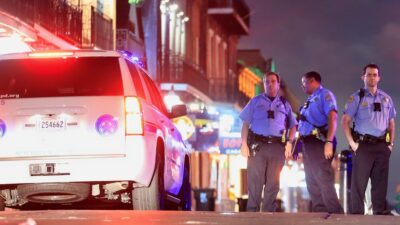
[391,184,400,216]
[342,64,396,215]
[298,71,344,214]
[239,72,297,212]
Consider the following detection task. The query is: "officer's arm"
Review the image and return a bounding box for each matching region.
[326,110,337,142]
[388,118,395,147]
[241,122,250,147]
[288,126,297,143]
[342,114,355,145]
[286,104,298,143]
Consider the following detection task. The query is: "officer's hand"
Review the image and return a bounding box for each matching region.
[388,145,393,152]
[241,142,250,157]
[284,142,293,160]
[324,142,334,159]
[349,141,359,152]
[296,152,303,162]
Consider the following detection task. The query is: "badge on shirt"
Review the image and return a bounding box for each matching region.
[383,97,389,103]
[348,96,354,103]
[361,101,368,107]
[325,94,332,101]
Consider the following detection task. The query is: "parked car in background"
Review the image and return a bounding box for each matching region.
[0,50,191,210]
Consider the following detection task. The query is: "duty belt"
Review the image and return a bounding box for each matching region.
[300,134,324,143]
[356,133,386,144]
[253,133,282,144]
[300,128,328,142]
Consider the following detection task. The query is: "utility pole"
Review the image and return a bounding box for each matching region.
[141,0,161,81]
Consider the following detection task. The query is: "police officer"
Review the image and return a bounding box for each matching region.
[240,72,297,212]
[298,71,343,214]
[342,64,396,215]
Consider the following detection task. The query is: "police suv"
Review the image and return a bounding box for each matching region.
[0,50,191,210]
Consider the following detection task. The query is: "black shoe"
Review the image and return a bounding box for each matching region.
[375,210,394,216]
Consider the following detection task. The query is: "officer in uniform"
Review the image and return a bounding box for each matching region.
[298,71,344,214]
[342,64,396,215]
[240,72,297,212]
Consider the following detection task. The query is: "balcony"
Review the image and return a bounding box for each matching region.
[0,0,83,47]
[162,52,210,96]
[0,0,113,49]
[207,0,250,35]
[89,6,113,50]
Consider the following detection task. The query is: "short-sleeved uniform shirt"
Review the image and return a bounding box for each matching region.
[298,86,337,136]
[239,94,298,137]
[344,89,396,137]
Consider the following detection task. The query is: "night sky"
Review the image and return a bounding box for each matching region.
[239,0,400,202]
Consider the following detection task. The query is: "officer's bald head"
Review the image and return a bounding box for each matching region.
[303,71,322,83]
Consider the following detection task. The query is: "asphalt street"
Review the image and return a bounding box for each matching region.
[0,210,399,225]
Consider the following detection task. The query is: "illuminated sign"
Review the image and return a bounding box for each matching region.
[172,115,195,141]
[219,136,242,155]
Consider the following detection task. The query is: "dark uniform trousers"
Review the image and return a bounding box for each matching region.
[247,142,285,212]
[350,142,391,215]
[302,137,344,213]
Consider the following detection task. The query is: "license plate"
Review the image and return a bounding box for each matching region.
[29,163,70,176]
[38,119,66,130]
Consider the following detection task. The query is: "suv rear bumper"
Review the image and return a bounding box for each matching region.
[0,137,157,187]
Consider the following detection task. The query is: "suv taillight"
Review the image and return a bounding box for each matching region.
[125,97,143,135]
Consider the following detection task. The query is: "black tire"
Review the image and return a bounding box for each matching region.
[0,198,5,211]
[178,162,192,211]
[17,183,90,204]
[132,154,165,210]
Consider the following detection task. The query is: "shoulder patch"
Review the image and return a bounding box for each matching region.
[325,93,332,101]
[348,95,354,103]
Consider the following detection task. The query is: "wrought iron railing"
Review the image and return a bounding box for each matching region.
[162,52,210,96]
[90,6,113,50]
[207,0,250,28]
[0,0,82,46]
[0,0,113,49]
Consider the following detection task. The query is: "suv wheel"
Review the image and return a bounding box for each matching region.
[132,154,165,210]
[0,198,5,211]
[178,163,191,211]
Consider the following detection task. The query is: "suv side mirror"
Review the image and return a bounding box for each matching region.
[170,104,187,118]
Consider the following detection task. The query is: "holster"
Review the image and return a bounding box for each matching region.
[302,128,337,151]
[351,128,360,142]
[247,130,262,157]
[312,128,328,142]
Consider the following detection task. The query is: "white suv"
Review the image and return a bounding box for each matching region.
[0,50,191,210]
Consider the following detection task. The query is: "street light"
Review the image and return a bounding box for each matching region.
[163,90,183,111]
[169,3,178,12]
[0,33,32,55]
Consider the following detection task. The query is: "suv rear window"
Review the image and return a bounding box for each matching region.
[0,57,123,98]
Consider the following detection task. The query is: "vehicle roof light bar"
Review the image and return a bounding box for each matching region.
[28,52,74,58]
